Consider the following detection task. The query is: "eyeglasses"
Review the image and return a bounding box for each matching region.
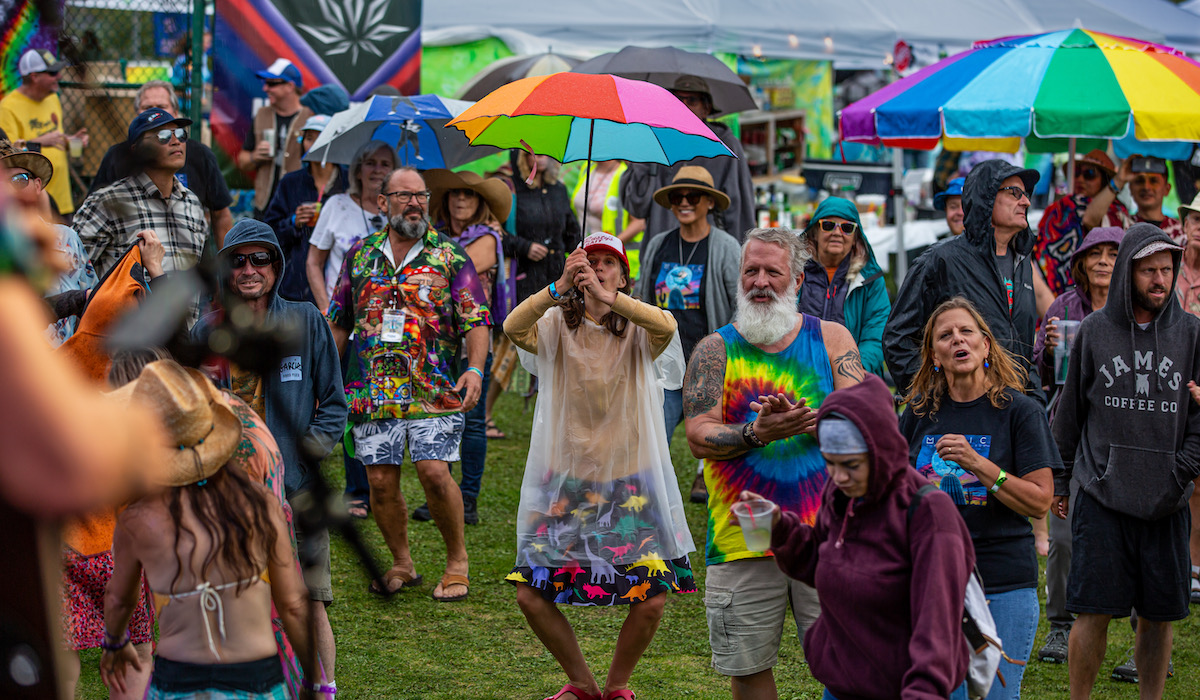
[383,190,431,203]
[1077,167,1101,181]
[818,220,858,235]
[10,172,32,189]
[667,190,706,206]
[230,251,275,269]
[997,185,1029,201]
[153,127,187,144]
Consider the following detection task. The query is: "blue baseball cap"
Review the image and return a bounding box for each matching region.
[127,108,192,143]
[933,177,965,211]
[255,58,303,90]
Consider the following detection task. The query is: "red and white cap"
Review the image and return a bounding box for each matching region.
[582,232,628,269]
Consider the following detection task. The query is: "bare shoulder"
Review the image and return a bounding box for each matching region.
[821,321,865,387]
[683,332,727,419]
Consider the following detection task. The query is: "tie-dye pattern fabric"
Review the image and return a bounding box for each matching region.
[705,316,835,565]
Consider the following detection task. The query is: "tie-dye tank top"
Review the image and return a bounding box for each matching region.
[705,315,835,565]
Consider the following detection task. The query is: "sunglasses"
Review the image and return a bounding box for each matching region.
[230,251,275,269]
[818,220,858,235]
[10,172,32,189]
[667,190,706,206]
[151,127,187,144]
[998,185,1029,201]
[1076,167,1101,181]
[264,79,289,87]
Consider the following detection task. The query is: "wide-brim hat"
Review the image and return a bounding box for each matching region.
[426,168,513,223]
[0,138,52,183]
[1178,192,1200,221]
[653,165,730,211]
[1070,226,1124,268]
[107,360,242,488]
[1062,148,1116,179]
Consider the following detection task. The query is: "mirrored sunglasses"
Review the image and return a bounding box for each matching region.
[153,127,187,144]
[230,251,274,269]
[10,172,32,189]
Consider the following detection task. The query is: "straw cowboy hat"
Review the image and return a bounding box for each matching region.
[653,165,731,211]
[107,360,242,487]
[0,138,53,184]
[426,168,513,223]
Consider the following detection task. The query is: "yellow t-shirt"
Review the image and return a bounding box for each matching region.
[0,90,73,213]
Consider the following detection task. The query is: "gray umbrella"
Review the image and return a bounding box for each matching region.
[458,52,580,101]
[572,46,757,116]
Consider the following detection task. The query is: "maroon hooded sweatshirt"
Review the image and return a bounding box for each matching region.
[769,374,974,700]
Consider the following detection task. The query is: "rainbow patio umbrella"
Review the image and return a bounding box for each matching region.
[445,72,735,233]
[839,28,1200,161]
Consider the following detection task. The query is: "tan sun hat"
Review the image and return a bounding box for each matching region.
[653,165,730,211]
[1179,192,1200,221]
[107,360,242,487]
[0,138,53,184]
[425,168,512,224]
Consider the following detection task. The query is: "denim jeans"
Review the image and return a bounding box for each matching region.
[821,690,838,700]
[341,346,369,501]
[456,353,492,499]
[663,388,683,445]
[950,586,1039,700]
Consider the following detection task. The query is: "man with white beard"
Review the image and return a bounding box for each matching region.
[683,227,864,699]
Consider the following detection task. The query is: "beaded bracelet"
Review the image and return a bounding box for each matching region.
[466,366,484,380]
[742,421,767,448]
[100,630,130,651]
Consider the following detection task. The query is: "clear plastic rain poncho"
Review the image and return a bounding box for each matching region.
[511,305,694,572]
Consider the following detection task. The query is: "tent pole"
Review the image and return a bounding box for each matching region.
[892,146,907,284]
[1067,137,1077,195]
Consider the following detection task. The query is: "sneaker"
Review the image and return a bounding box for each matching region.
[1038,626,1069,664]
[462,495,479,526]
[1191,575,1199,605]
[1111,656,1175,683]
[412,502,432,521]
[689,472,708,504]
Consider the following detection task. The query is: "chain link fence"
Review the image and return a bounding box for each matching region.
[56,0,207,190]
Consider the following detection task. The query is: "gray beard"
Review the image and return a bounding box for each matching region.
[735,285,799,345]
[391,214,427,240]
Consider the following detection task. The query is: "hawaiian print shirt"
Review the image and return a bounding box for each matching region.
[1035,193,1131,296]
[328,226,490,422]
[1177,262,1200,319]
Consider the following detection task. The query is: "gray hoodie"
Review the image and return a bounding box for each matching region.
[1052,223,1200,520]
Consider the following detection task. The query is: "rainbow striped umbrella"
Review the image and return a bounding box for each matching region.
[840,28,1200,159]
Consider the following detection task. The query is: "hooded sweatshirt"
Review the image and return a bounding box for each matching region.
[770,374,973,700]
[1052,223,1200,520]
[193,220,347,495]
[798,196,891,377]
[884,160,1043,401]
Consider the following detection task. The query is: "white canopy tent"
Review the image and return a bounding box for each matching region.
[424,0,1200,68]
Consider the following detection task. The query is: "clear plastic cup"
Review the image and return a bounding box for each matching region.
[731,499,778,552]
[1054,319,1081,385]
[68,136,83,159]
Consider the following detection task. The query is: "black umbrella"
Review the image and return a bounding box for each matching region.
[458,52,580,101]
[573,45,757,116]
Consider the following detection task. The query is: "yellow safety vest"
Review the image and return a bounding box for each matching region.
[571,162,642,279]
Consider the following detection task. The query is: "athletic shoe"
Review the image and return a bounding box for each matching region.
[1037,627,1069,664]
[1111,656,1175,683]
[1191,575,1199,604]
[412,502,432,521]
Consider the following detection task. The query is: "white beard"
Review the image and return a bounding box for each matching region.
[735,284,799,346]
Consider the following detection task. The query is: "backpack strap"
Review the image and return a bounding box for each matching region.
[906,483,939,526]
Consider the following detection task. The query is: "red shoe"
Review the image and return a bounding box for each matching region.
[545,683,600,700]
[602,691,636,700]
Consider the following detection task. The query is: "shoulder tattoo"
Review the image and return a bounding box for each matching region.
[684,334,726,419]
[833,347,866,383]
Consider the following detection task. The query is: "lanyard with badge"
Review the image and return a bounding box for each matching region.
[372,259,413,407]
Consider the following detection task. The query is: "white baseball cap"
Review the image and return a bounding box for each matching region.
[582,232,629,269]
[18,49,66,77]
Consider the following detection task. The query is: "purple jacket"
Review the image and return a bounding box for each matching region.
[770,375,974,700]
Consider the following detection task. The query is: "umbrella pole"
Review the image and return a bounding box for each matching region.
[583,118,595,238]
[1067,137,1077,196]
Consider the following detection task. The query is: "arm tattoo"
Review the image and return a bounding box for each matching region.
[703,423,752,460]
[683,334,727,420]
[833,348,866,384]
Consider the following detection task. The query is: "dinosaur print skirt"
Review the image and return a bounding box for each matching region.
[505,473,696,606]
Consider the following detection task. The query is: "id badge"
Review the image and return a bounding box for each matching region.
[370,350,412,406]
[381,308,406,343]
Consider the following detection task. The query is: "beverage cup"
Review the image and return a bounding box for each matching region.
[303,201,322,227]
[1054,319,1081,385]
[731,499,778,552]
[68,136,83,159]
[262,128,276,157]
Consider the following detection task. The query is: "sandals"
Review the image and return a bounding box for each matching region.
[432,573,470,602]
[485,418,507,440]
[367,571,423,596]
[603,691,635,700]
[545,684,600,700]
[347,499,370,519]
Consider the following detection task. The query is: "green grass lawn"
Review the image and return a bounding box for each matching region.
[77,390,1199,698]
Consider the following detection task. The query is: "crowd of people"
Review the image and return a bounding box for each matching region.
[3,42,1199,700]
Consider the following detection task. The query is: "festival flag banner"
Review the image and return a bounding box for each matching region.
[0,0,60,96]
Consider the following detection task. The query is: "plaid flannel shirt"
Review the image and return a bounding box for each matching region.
[75,172,207,280]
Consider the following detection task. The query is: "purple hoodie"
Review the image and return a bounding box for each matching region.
[769,374,974,700]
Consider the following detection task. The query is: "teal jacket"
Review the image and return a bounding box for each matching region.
[798,197,891,379]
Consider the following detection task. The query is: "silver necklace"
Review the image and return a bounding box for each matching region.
[678,230,702,268]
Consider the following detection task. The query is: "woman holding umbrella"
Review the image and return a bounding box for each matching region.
[503,233,693,700]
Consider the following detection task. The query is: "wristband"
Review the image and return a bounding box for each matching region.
[548,281,561,300]
[1108,178,1120,195]
[100,630,130,651]
[742,421,767,448]
[303,680,337,694]
[989,469,1008,493]
[466,366,484,380]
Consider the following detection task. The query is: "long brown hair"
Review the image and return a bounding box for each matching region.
[905,297,1027,417]
[561,257,633,337]
[166,462,281,595]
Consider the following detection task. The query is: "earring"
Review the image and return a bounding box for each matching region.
[933,365,940,373]
[984,359,990,368]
